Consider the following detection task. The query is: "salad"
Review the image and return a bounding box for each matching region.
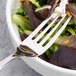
[12,0,76,70]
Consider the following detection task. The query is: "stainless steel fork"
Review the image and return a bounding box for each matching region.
[20,14,72,56]
[0,14,72,70]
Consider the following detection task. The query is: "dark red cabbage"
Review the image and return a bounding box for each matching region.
[69,0,76,3]
[24,1,42,29]
[49,46,76,70]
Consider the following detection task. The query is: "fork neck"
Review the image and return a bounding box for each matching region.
[15,45,38,57]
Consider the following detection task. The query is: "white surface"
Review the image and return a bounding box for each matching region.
[0,0,41,76]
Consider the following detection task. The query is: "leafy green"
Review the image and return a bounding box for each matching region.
[45,44,60,59]
[66,26,75,35]
[24,30,32,35]
[37,0,47,6]
[74,25,76,33]
[16,3,26,16]
[29,0,41,8]
[55,35,76,49]
[51,24,62,37]
[12,14,32,31]
[18,28,25,36]
[45,49,53,59]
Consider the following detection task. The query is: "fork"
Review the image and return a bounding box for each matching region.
[0,14,72,70]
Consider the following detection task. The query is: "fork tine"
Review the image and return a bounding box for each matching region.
[27,14,59,39]
[44,16,72,50]
[39,14,67,45]
[34,15,60,42]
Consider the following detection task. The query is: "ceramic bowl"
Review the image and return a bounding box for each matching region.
[6,0,76,76]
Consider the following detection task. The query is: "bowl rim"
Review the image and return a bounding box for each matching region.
[6,0,76,75]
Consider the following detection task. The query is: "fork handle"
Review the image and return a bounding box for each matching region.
[0,54,16,70]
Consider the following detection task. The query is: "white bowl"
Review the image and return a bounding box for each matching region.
[6,0,76,76]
